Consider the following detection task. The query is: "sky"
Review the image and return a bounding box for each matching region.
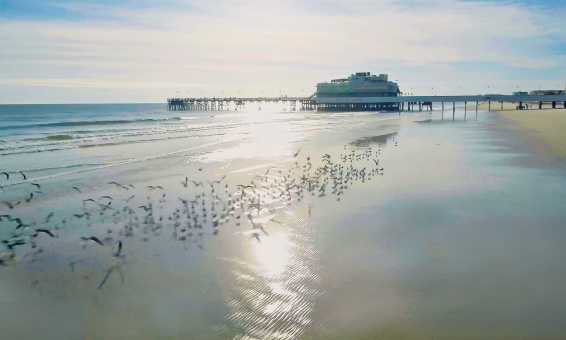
[1,0,565,103]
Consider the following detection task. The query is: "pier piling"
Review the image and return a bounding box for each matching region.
[452,102,455,121]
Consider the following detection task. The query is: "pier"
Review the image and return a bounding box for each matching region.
[167,96,309,111]
[168,94,566,120]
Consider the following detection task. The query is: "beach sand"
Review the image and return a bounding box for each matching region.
[479,102,566,159]
[4,105,566,339]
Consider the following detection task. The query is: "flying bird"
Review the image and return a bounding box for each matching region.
[211,175,227,184]
[2,239,26,250]
[44,212,54,223]
[81,236,104,246]
[109,181,129,190]
[33,229,56,238]
[3,201,20,209]
[19,171,27,180]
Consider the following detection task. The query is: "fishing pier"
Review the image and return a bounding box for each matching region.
[167,96,312,111]
[168,94,566,120]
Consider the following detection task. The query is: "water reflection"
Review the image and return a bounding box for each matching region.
[252,230,290,278]
[229,212,320,340]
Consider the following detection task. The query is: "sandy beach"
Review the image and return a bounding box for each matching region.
[478,102,566,159]
[499,109,566,159]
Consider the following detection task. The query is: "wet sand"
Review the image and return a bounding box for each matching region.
[499,109,566,159]
[3,106,566,339]
[478,101,566,159]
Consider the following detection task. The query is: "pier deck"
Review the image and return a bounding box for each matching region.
[167,94,566,119]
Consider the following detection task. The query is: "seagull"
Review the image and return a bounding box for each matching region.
[251,231,261,242]
[293,148,302,158]
[72,186,82,193]
[6,217,27,230]
[0,172,9,180]
[19,171,27,180]
[30,182,41,190]
[236,184,255,190]
[44,212,54,223]
[33,229,56,238]
[147,185,164,190]
[80,236,104,246]
[25,192,34,203]
[83,198,96,205]
[100,195,113,201]
[108,181,129,190]
[3,201,20,209]
[3,239,26,250]
[113,240,123,257]
[211,175,227,184]
[182,177,189,188]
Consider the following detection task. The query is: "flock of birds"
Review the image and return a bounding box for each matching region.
[0,143,390,289]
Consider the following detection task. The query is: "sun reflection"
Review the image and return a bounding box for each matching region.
[252,231,291,278]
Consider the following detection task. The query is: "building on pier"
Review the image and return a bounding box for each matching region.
[314,72,401,111]
[529,89,566,96]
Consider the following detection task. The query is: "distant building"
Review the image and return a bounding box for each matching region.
[316,72,400,98]
[529,89,566,96]
[512,91,529,96]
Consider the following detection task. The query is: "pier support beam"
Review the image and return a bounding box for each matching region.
[488,100,491,112]
[500,101,503,110]
[475,101,478,120]
[464,101,467,120]
[452,102,455,121]
[441,102,444,120]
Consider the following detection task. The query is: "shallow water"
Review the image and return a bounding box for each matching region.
[1,104,566,339]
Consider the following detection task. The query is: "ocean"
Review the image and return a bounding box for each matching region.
[1,103,566,339]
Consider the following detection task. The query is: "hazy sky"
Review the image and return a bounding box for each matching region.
[1,0,565,103]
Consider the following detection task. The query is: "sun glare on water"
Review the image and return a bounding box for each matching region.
[252,231,291,278]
